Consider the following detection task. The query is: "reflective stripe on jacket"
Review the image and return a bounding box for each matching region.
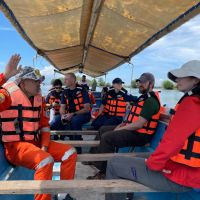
[126,91,161,135]
[171,87,200,167]
[0,81,42,142]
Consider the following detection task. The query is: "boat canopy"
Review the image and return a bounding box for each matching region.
[0,0,199,77]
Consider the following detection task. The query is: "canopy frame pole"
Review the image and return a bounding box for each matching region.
[32,53,38,67]
[82,0,104,66]
[129,62,134,94]
[54,69,64,75]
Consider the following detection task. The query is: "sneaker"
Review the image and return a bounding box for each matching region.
[63,194,76,200]
[126,193,134,200]
[52,194,58,200]
[87,171,106,180]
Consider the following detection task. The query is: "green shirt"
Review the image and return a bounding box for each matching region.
[140,97,160,120]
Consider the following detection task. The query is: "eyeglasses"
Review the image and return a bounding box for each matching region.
[55,87,62,89]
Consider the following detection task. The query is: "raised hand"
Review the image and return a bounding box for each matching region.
[4,54,22,80]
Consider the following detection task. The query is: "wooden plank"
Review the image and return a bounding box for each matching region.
[53,153,146,176]
[56,140,100,147]
[51,130,98,135]
[0,180,155,194]
[77,153,138,162]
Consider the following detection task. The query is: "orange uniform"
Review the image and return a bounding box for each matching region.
[0,73,77,200]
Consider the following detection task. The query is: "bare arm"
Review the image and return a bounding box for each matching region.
[74,103,90,115]
[60,104,66,115]
[115,116,147,131]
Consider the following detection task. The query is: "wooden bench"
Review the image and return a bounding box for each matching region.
[57,140,100,147]
[0,180,155,194]
[76,153,138,162]
[1,180,199,200]
[51,130,98,136]
[53,153,143,176]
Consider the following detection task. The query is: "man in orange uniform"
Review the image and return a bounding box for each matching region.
[0,54,77,200]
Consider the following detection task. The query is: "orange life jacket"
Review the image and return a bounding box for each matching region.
[170,88,200,167]
[126,91,161,135]
[0,81,42,142]
[104,88,127,117]
[64,87,84,113]
[89,92,96,105]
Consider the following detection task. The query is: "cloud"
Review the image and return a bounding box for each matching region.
[40,65,55,76]
[149,15,200,57]
[126,14,200,82]
[0,27,14,31]
[40,65,64,84]
[0,61,5,66]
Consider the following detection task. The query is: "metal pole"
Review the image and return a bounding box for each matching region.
[129,62,134,94]
[32,53,38,67]
[54,69,63,75]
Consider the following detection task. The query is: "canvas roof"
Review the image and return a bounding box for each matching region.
[1,0,199,77]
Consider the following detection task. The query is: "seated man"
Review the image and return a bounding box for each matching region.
[78,74,89,91]
[60,73,91,154]
[91,78,136,130]
[46,79,64,139]
[105,61,200,200]
[0,55,77,200]
[87,73,161,179]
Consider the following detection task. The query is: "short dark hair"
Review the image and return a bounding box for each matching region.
[102,87,108,93]
[52,79,62,86]
[66,73,76,81]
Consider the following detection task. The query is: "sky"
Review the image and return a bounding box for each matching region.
[0,11,200,87]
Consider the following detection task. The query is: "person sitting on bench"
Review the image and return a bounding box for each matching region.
[0,55,77,200]
[60,73,91,154]
[91,78,136,130]
[87,73,161,179]
[105,60,200,200]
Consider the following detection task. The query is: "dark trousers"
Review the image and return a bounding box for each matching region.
[91,114,123,130]
[68,113,91,154]
[51,113,91,154]
[93,126,153,173]
[50,114,67,140]
[89,126,116,154]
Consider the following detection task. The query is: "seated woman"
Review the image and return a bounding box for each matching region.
[105,60,200,200]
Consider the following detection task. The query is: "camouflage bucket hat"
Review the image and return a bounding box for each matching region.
[15,66,45,84]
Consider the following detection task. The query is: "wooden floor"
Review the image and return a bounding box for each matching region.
[54,162,105,200]
[54,134,104,199]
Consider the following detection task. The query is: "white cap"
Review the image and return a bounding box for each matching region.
[168,60,200,82]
